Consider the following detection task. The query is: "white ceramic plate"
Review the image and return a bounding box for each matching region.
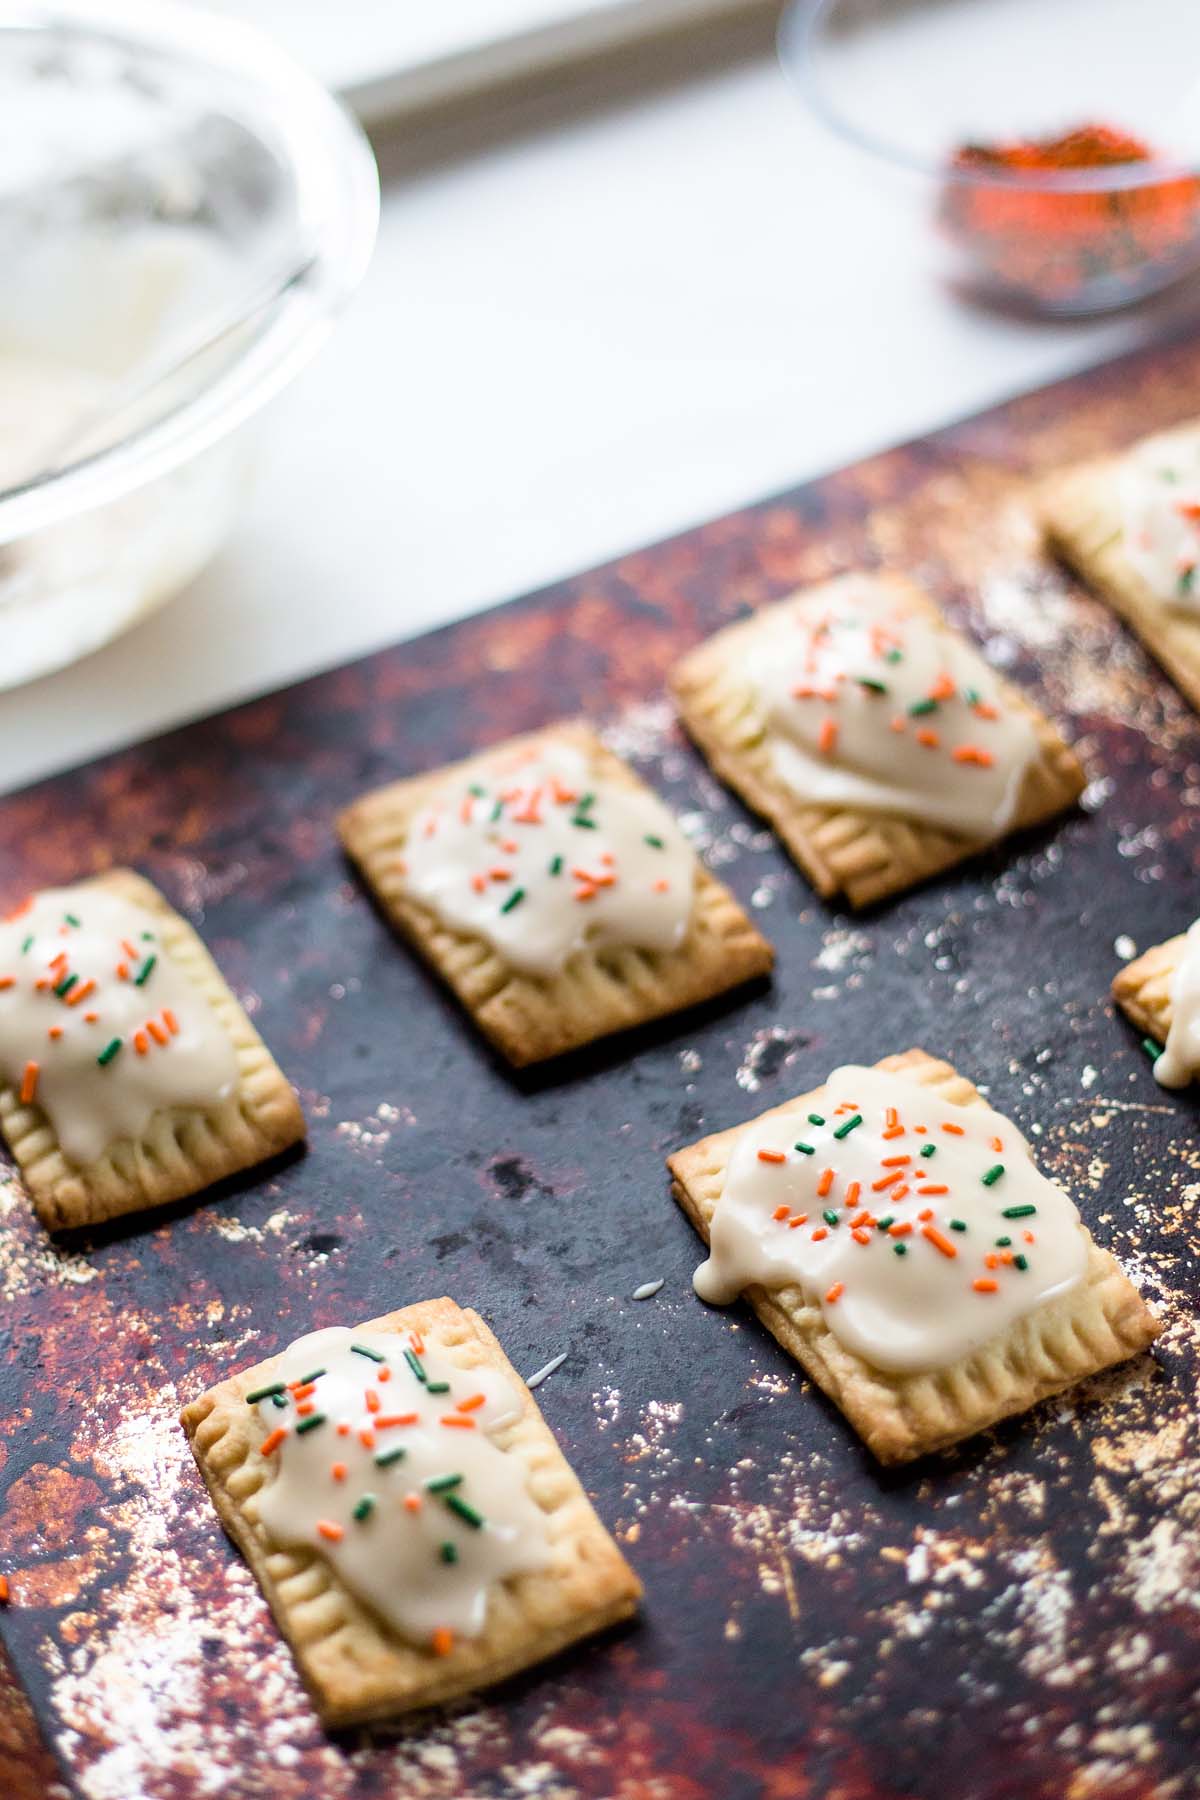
[203,0,771,122]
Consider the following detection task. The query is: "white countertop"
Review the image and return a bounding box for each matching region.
[1,13,1192,798]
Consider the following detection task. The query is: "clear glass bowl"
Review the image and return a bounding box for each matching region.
[0,0,379,690]
[780,0,1200,317]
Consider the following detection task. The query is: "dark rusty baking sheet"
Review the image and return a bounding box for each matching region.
[1,334,1198,1800]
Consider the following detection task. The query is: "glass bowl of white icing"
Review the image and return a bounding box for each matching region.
[0,1,378,690]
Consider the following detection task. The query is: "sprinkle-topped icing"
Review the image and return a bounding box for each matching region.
[739,576,1038,838]
[1149,916,1200,1088]
[0,887,238,1166]
[399,741,695,976]
[1121,430,1200,611]
[693,1065,1087,1374]
[252,1326,549,1649]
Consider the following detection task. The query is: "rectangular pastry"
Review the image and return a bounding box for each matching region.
[0,870,305,1230]
[669,572,1085,907]
[1112,917,1200,1088]
[668,1047,1160,1463]
[181,1297,642,1725]
[1041,421,1200,712]
[337,722,773,1065]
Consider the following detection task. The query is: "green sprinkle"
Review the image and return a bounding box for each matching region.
[141,931,155,942]
[1001,1204,1037,1219]
[833,1114,862,1140]
[549,855,564,875]
[425,1474,463,1493]
[644,835,665,849]
[404,1349,428,1384]
[908,697,938,716]
[807,1113,825,1126]
[577,792,596,810]
[97,1037,123,1067]
[64,913,81,928]
[350,1343,385,1363]
[272,1394,288,1409]
[1181,565,1197,596]
[571,815,597,830]
[426,1381,451,1394]
[490,800,504,821]
[500,887,526,914]
[949,1219,968,1232]
[295,1414,326,1436]
[793,1142,815,1156]
[920,1143,936,1158]
[1142,1036,1162,1060]
[353,1495,377,1521]
[444,1494,485,1530]
[885,648,903,664]
[297,1368,326,1385]
[374,1446,406,1468]
[468,783,486,797]
[876,1215,894,1231]
[856,677,888,694]
[20,935,33,955]
[133,954,157,988]
[440,1541,459,1564]
[1013,1253,1029,1271]
[995,1236,1012,1248]
[246,1382,286,1404]
[1161,467,1180,483]
[54,973,78,998]
[822,1209,839,1228]
[893,1241,908,1256]
[981,1164,1005,1186]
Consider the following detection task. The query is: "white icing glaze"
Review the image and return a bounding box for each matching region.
[740,576,1038,838]
[253,1326,550,1647]
[0,887,239,1166]
[693,1065,1087,1374]
[1121,430,1200,612]
[400,741,695,977]
[1152,918,1200,1088]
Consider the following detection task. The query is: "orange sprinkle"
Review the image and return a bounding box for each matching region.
[471,874,488,894]
[930,671,956,701]
[816,1168,834,1198]
[788,1214,809,1229]
[914,1124,927,1135]
[291,1381,317,1401]
[973,1278,999,1294]
[985,1253,1000,1270]
[134,1031,149,1056]
[376,1413,419,1429]
[953,744,994,767]
[920,1184,949,1197]
[378,1366,391,1382]
[825,1282,845,1303]
[888,1221,913,1238]
[65,979,95,1007]
[918,1206,933,1221]
[121,939,138,960]
[0,1575,9,1603]
[1023,1231,1035,1244]
[47,1026,63,1041]
[880,1155,911,1167]
[653,878,671,894]
[432,1626,454,1657]
[757,1149,787,1165]
[818,717,838,755]
[811,1227,828,1241]
[871,1169,904,1192]
[296,1402,315,1418]
[916,729,941,749]
[890,715,906,733]
[331,1462,347,1482]
[772,1204,791,1221]
[259,1428,288,1456]
[359,1428,376,1450]
[409,1334,425,1354]
[844,1181,861,1208]
[488,867,512,882]
[365,1389,380,1413]
[990,1136,1003,1153]
[317,1520,344,1543]
[941,1122,964,1136]
[0,977,13,991]
[973,701,999,721]
[891,1185,910,1202]
[457,1394,486,1412]
[574,886,597,902]
[460,795,475,823]
[336,1423,351,1437]
[47,953,67,974]
[19,1062,38,1105]
[163,1008,180,1036]
[850,1210,872,1228]
[116,963,129,981]
[852,1229,872,1245]
[882,1124,905,1140]
[441,1415,476,1430]
[404,1493,422,1513]
[921,1224,958,1259]
[885,1107,898,1129]
[83,1012,98,1023]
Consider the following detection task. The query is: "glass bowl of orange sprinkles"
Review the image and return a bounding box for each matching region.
[780,0,1200,315]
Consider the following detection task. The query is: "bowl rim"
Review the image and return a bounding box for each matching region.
[0,0,379,545]
[778,0,1200,196]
